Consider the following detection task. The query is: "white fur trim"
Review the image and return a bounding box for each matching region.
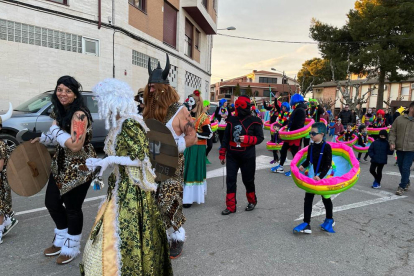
[169,227,186,242]
[177,136,186,153]
[61,233,82,257]
[53,228,68,247]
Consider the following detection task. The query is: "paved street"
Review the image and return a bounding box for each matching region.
[1,133,414,276]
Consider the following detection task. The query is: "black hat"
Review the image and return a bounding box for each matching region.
[379,129,388,137]
[148,54,170,85]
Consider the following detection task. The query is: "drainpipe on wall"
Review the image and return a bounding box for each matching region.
[112,0,115,78]
[98,0,101,29]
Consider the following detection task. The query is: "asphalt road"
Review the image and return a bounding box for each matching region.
[1,133,413,276]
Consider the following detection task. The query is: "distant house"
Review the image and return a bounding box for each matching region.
[210,70,299,104]
[312,77,414,114]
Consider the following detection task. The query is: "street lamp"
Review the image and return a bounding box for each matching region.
[217,26,236,31]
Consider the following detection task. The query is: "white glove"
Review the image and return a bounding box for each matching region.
[39,125,60,146]
[86,158,103,172]
[56,130,71,147]
[94,156,141,176]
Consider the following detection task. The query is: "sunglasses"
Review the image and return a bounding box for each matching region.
[309,131,322,136]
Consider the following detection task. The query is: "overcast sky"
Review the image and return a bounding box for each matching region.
[211,0,356,83]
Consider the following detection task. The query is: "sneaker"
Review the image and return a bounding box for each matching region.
[284,171,291,177]
[221,208,236,215]
[293,222,312,234]
[169,241,184,259]
[270,160,276,164]
[363,158,368,162]
[404,182,410,191]
[321,219,336,233]
[271,165,281,173]
[396,187,405,196]
[183,204,192,208]
[2,217,18,237]
[44,245,62,256]
[206,157,211,165]
[372,181,381,189]
[245,203,256,211]
[56,254,76,265]
[276,167,285,174]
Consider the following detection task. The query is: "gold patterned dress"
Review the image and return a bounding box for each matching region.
[81,117,172,276]
[0,140,12,218]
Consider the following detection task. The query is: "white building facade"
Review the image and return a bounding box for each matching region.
[0,0,218,109]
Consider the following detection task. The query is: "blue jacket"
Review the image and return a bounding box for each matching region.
[368,139,394,164]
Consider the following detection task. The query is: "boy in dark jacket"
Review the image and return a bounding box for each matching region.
[357,125,369,162]
[344,124,354,141]
[294,122,334,234]
[368,129,394,189]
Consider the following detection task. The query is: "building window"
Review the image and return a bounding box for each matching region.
[202,0,208,9]
[128,0,146,12]
[195,29,201,50]
[163,2,177,48]
[401,86,410,97]
[48,0,68,4]
[185,19,193,58]
[0,19,85,54]
[263,90,271,97]
[82,37,99,56]
[259,77,277,84]
[132,50,158,69]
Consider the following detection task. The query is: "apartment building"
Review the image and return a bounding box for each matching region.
[0,0,218,109]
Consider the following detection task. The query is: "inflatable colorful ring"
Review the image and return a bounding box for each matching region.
[290,142,360,196]
[264,120,272,130]
[211,121,218,132]
[266,141,283,151]
[336,134,358,146]
[367,127,390,135]
[353,137,374,153]
[279,118,314,140]
[320,118,327,126]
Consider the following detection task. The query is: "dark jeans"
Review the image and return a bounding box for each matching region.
[218,130,225,148]
[358,152,369,160]
[272,150,279,161]
[45,174,91,235]
[396,151,414,189]
[304,193,333,224]
[279,142,300,166]
[206,137,213,157]
[370,162,385,184]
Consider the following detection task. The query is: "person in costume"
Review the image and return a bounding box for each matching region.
[269,123,283,167]
[263,98,280,123]
[294,122,334,234]
[134,87,145,115]
[276,102,290,127]
[303,99,324,147]
[214,99,231,148]
[219,95,264,215]
[143,54,198,258]
[273,94,306,175]
[344,123,354,142]
[27,76,97,264]
[80,79,172,276]
[0,105,19,244]
[356,125,370,162]
[362,108,376,126]
[368,129,394,189]
[373,109,386,128]
[328,119,335,138]
[204,100,213,164]
[183,91,212,208]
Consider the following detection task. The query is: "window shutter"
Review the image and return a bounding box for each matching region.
[185,19,193,39]
[163,2,177,47]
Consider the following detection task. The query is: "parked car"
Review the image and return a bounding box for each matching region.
[0,91,107,152]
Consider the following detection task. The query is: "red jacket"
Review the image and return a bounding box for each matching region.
[331,123,344,135]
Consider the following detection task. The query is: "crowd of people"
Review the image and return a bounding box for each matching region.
[0,54,413,274]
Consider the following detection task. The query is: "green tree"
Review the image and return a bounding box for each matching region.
[310,0,414,109]
[234,83,241,96]
[246,85,253,97]
[297,58,347,96]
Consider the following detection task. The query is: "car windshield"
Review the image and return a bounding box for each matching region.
[14,93,52,113]
[208,104,218,115]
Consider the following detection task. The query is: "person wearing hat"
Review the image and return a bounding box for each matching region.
[368,129,394,189]
[134,87,145,115]
[219,95,264,215]
[0,103,19,244]
[389,101,414,196]
[143,54,198,258]
[214,99,232,148]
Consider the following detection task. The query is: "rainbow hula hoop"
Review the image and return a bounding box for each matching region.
[320,118,327,126]
[367,127,389,135]
[279,118,314,140]
[264,120,272,130]
[352,137,374,153]
[291,142,360,195]
[211,121,218,132]
[266,141,283,151]
[336,134,358,146]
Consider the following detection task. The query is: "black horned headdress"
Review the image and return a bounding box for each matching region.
[148,53,170,85]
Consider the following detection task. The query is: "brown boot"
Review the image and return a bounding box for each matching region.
[56,254,75,265]
[44,245,61,256]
